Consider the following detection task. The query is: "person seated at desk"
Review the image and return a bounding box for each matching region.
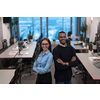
[33,38,53,84]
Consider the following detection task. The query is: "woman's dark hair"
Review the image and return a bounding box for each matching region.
[35,38,52,61]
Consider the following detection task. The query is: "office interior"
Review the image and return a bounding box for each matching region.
[0,17,100,84]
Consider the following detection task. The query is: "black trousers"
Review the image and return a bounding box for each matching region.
[36,72,52,84]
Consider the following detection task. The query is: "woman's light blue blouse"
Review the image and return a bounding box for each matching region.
[33,50,53,74]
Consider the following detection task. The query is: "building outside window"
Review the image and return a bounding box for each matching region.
[18,17,80,42]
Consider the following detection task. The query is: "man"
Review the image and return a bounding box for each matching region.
[53,31,78,84]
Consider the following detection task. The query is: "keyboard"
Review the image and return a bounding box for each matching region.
[93,62,100,68]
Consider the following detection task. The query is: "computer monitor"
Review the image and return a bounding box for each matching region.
[96,41,100,55]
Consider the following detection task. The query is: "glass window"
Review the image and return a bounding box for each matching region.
[80,17,86,35]
[19,17,40,41]
[42,17,46,38]
[33,17,40,40]
[72,17,77,36]
[19,17,33,40]
[64,17,71,36]
[48,17,63,42]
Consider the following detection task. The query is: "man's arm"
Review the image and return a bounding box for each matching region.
[53,48,69,70]
[68,46,78,67]
[57,56,76,66]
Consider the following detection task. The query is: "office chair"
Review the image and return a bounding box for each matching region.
[2,39,8,51]
[10,59,24,84]
[10,38,14,46]
[68,31,72,40]
[66,39,70,45]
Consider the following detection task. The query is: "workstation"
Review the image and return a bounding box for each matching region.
[0,17,100,84]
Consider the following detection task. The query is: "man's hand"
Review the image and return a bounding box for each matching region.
[71,56,76,62]
[57,58,64,65]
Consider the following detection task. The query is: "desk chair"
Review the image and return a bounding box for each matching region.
[68,31,72,40]
[2,39,8,49]
[66,39,70,45]
[10,38,14,46]
[10,59,24,84]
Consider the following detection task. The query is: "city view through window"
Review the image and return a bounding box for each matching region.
[18,17,85,42]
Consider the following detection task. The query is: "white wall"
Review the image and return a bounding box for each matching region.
[0,17,3,49]
[86,17,91,38]
[86,17,100,42]
[1,17,11,46]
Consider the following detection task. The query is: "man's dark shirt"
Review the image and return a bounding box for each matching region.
[53,44,78,82]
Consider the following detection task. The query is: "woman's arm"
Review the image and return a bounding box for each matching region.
[37,54,53,73]
[33,61,39,73]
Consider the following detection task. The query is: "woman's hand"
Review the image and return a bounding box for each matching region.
[36,66,39,69]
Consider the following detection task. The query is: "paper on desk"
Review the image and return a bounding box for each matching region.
[9,51,18,55]
[89,57,100,62]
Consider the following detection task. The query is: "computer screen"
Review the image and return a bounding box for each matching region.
[96,41,100,55]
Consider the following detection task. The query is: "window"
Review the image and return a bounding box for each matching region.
[42,17,46,38]
[19,17,40,41]
[18,17,83,42]
[72,17,77,36]
[64,17,71,36]
[19,17,33,40]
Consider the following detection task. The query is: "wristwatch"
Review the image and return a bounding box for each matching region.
[64,62,66,65]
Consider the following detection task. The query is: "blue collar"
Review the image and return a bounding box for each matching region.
[40,50,50,55]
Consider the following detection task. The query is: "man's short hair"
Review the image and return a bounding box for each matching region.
[58,31,66,37]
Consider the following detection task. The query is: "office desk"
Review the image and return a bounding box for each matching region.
[76,53,100,83]
[68,36,79,39]
[71,41,88,50]
[0,69,15,84]
[0,42,18,58]
[15,41,37,58]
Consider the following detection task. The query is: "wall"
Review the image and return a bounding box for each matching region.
[86,17,91,38]
[1,17,11,46]
[0,17,3,49]
[86,17,100,42]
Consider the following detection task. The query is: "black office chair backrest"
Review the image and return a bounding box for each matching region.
[2,39,8,49]
[66,39,70,45]
[24,39,27,41]
[10,38,14,45]
[68,31,72,36]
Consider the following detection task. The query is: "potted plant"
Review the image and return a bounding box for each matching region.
[88,43,93,54]
[8,17,19,38]
[53,39,55,43]
[80,21,87,37]
[28,34,33,42]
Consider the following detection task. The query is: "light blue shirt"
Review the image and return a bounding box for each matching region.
[33,50,53,74]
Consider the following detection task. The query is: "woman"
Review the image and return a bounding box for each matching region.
[33,38,53,84]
